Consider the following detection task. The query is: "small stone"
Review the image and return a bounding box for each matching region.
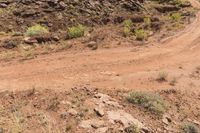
[193,120,200,126]
[52,36,60,41]
[24,37,37,44]
[61,101,71,106]
[94,107,104,117]
[162,118,169,125]
[79,119,104,129]
[162,114,172,125]
[88,41,96,47]
[142,127,151,133]
[0,3,7,8]
[67,109,78,116]
[87,41,98,50]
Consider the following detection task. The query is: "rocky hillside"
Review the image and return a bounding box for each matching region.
[0,0,196,61]
[0,0,151,32]
[0,0,193,32]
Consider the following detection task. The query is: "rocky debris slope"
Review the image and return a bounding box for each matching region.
[0,0,146,32]
[0,87,199,133]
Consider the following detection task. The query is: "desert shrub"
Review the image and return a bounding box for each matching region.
[126,92,166,114]
[144,17,151,29]
[124,27,132,37]
[157,71,168,81]
[124,19,133,28]
[0,51,16,61]
[21,49,35,59]
[135,29,147,41]
[26,24,49,37]
[123,19,133,37]
[170,12,182,22]
[170,0,190,6]
[68,24,86,39]
[181,123,200,133]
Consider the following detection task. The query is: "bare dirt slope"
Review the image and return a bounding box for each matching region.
[0,0,200,92]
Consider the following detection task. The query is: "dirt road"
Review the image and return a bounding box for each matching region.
[1,2,200,92]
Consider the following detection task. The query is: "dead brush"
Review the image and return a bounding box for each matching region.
[26,87,36,97]
[9,98,25,133]
[157,71,168,82]
[181,122,200,133]
[47,97,60,111]
[169,77,177,86]
[38,112,61,133]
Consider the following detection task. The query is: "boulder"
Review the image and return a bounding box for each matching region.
[107,110,144,128]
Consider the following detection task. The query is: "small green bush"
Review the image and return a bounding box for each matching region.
[124,27,132,37]
[124,19,133,28]
[26,24,49,37]
[181,123,200,133]
[123,19,133,37]
[68,24,86,39]
[170,0,190,7]
[170,12,182,22]
[126,92,166,114]
[135,29,147,41]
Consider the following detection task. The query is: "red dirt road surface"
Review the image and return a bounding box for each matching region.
[1,0,200,92]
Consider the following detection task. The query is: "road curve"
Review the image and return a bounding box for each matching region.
[1,1,200,91]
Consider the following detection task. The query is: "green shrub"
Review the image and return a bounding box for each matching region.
[123,19,133,37]
[124,26,132,37]
[26,24,49,37]
[124,19,133,28]
[181,123,200,133]
[126,92,166,114]
[68,24,86,39]
[170,12,182,22]
[135,29,147,41]
[170,0,190,6]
